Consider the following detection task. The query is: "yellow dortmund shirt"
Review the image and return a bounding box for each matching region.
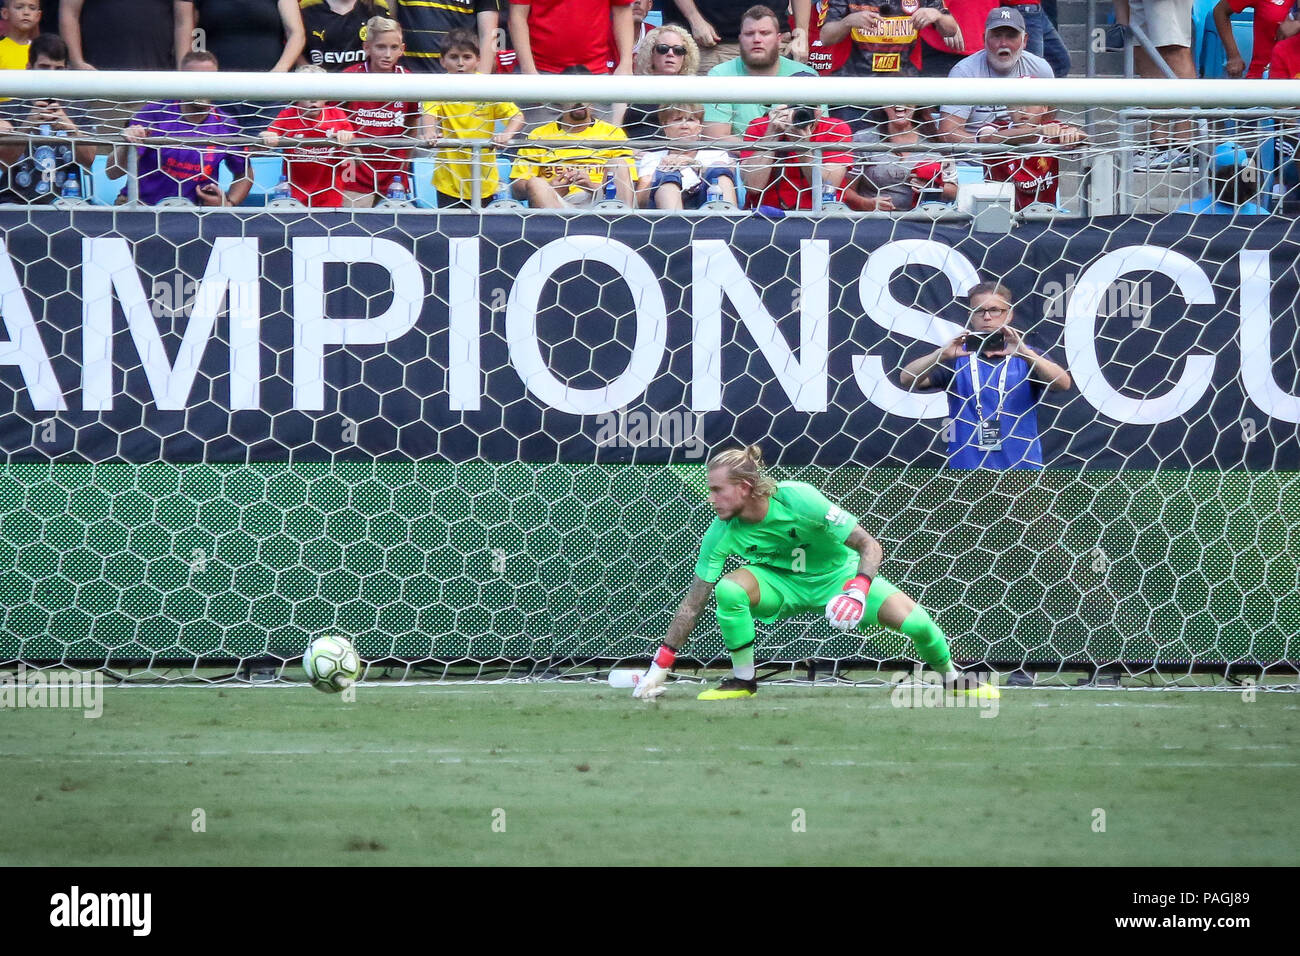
[510,119,636,199]
[0,37,32,100]
[0,36,31,71]
[422,99,521,200]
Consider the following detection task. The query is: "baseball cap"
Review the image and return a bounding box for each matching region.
[1213,142,1248,168]
[985,7,1027,33]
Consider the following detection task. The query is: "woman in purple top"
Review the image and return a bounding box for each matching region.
[106,51,253,205]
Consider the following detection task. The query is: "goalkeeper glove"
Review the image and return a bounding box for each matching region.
[825,574,872,630]
[632,645,675,699]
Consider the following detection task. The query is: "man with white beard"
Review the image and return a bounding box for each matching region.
[937,6,1082,149]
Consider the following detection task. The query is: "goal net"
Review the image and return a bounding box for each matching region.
[0,70,1296,688]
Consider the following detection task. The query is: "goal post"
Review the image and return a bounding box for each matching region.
[0,71,1296,686]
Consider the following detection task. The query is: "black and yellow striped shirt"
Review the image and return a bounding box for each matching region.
[392,0,503,72]
[301,0,393,72]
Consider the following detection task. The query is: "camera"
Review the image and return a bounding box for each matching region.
[966,330,1005,354]
[789,106,818,129]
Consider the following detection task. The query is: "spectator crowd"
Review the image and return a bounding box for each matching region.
[0,0,1292,211]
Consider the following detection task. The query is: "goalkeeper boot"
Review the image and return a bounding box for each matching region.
[697,676,758,700]
[945,671,1001,700]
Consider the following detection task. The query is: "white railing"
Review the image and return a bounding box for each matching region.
[1,72,1295,217]
[0,71,1298,109]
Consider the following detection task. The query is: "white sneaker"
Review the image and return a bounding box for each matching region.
[1133,147,1193,171]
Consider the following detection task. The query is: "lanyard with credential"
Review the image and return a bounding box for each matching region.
[967,352,1010,424]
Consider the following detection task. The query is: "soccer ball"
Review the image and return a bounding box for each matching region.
[302,635,361,693]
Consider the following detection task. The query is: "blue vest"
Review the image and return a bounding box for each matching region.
[939,354,1045,470]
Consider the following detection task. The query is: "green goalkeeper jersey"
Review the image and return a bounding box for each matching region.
[693,481,858,583]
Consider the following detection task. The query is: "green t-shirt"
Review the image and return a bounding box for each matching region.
[693,481,858,583]
[703,56,818,136]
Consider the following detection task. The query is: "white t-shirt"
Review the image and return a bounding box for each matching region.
[637,148,735,193]
[941,49,1054,132]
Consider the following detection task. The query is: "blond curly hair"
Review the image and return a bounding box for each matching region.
[707,445,777,498]
[634,24,700,76]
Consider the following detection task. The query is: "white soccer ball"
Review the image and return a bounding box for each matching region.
[302,635,361,693]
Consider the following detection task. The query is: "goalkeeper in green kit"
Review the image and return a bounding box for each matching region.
[633,445,999,701]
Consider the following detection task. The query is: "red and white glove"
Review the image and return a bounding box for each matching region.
[632,645,675,699]
[825,575,872,630]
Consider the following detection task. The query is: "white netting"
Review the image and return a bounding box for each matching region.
[0,71,1295,689]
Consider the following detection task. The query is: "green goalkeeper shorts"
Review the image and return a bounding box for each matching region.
[741,559,902,629]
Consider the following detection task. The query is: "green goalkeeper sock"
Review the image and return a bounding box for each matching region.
[899,605,955,675]
[714,577,759,676]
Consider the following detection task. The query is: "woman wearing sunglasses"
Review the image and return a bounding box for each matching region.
[615,24,701,141]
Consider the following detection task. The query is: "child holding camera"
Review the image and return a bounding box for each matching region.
[738,103,853,210]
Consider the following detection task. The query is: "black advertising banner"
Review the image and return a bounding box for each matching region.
[0,209,1297,468]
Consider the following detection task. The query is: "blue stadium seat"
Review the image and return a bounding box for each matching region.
[411,157,438,208]
[1215,122,1279,210]
[89,152,282,207]
[1193,0,1254,78]
[219,155,283,207]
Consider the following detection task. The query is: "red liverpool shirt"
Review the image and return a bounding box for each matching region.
[741,115,854,209]
[339,61,420,193]
[267,105,354,206]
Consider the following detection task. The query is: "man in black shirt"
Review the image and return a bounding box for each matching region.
[60,0,179,71]
[60,0,185,141]
[300,0,390,71]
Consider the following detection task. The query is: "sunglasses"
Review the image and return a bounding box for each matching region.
[655,44,688,56]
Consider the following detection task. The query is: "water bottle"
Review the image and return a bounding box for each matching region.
[702,180,733,212]
[821,183,837,208]
[593,169,624,209]
[488,184,523,210]
[60,169,82,200]
[271,174,292,202]
[33,124,55,197]
[386,175,408,202]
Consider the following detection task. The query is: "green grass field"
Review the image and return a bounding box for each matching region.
[3,682,1297,866]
